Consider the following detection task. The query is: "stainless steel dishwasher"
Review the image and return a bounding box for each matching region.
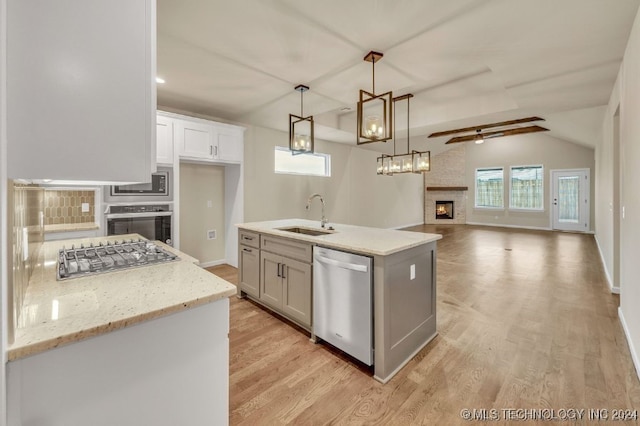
[313,246,373,365]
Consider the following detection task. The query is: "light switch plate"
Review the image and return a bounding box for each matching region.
[410,264,415,280]
[81,203,90,213]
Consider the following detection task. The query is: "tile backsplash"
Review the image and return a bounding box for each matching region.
[8,182,44,343]
[44,190,95,225]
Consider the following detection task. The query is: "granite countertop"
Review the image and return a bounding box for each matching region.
[44,222,100,233]
[8,234,236,361]
[237,219,442,256]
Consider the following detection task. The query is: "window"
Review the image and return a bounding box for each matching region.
[274,146,331,177]
[475,167,504,208]
[510,165,543,210]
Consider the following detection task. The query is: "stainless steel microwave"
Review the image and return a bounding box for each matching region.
[111,171,168,196]
[105,168,172,203]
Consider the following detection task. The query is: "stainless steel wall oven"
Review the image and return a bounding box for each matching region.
[106,204,173,246]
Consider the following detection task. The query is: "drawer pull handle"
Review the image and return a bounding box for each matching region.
[277,263,281,277]
[243,236,253,241]
[242,248,252,253]
[281,264,286,279]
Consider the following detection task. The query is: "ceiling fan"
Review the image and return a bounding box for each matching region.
[428,116,549,144]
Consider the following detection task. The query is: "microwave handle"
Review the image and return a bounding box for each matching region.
[106,212,173,219]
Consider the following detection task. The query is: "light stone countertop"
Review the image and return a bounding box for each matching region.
[237,219,442,256]
[8,234,236,361]
[44,222,100,233]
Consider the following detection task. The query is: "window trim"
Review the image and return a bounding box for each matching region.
[474,167,504,209]
[509,164,544,212]
[273,146,331,177]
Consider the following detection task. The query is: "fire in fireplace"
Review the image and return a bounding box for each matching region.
[435,201,454,220]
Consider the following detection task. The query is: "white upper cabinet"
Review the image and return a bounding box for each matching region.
[215,126,244,163]
[176,120,215,160]
[166,112,244,163]
[156,115,175,166]
[7,0,156,183]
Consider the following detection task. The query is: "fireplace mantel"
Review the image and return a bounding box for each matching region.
[426,186,468,191]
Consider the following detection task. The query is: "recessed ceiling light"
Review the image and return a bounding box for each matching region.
[156,77,166,84]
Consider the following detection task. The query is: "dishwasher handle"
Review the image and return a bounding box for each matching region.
[314,254,369,273]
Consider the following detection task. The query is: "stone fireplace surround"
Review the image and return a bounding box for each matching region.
[425,190,467,224]
[423,145,467,225]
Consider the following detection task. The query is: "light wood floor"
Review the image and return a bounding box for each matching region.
[207,225,640,425]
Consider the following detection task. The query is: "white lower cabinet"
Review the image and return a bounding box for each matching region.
[8,299,230,426]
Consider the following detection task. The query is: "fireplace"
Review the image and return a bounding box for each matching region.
[435,201,454,220]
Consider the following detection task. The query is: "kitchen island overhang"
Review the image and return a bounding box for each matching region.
[237,219,442,383]
[7,234,236,426]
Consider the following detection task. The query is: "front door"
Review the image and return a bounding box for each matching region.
[551,169,590,232]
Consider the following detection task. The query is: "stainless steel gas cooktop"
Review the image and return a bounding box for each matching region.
[57,239,179,280]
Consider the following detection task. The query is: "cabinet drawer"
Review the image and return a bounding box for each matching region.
[239,244,259,298]
[239,230,260,249]
[261,235,312,263]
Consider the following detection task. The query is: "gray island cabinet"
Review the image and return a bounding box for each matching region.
[237,219,442,383]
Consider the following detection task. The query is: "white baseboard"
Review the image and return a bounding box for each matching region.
[465,222,552,231]
[199,259,227,268]
[391,221,425,230]
[618,307,640,383]
[594,234,619,294]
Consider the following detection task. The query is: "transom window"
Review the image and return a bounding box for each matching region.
[274,146,331,177]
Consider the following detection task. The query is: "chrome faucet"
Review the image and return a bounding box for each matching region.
[306,193,327,228]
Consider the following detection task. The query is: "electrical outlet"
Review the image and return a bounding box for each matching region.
[410,264,416,280]
[81,203,90,213]
[207,230,217,240]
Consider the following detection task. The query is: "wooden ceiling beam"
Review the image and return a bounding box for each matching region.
[429,116,545,138]
[445,125,549,144]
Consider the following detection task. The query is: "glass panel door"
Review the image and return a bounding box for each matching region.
[551,169,590,232]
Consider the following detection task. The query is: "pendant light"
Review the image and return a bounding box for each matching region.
[474,130,484,144]
[357,51,393,144]
[376,94,430,175]
[289,84,314,154]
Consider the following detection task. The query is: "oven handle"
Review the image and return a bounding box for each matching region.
[106,212,173,219]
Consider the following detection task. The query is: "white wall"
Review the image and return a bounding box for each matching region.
[597,6,640,381]
[243,125,424,229]
[465,132,595,230]
[596,75,621,292]
[179,162,226,266]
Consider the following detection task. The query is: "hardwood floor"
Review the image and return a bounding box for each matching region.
[207,225,640,425]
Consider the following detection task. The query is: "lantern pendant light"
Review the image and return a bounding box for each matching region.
[289,84,314,155]
[357,51,393,144]
[376,93,430,175]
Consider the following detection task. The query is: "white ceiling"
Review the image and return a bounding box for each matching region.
[157,0,640,150]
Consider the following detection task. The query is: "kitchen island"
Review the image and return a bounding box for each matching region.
[237,219,442,383]
[7,234,236,426]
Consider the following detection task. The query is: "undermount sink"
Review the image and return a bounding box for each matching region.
[277,226,334,236]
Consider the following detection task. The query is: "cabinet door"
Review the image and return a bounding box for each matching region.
[7,0,155,182]
[156,115,174,165]
[239,245,259,298]
[177,120,214,159]
[260,252,283,310]
[215,127,243,162]
[282,258,312,327]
